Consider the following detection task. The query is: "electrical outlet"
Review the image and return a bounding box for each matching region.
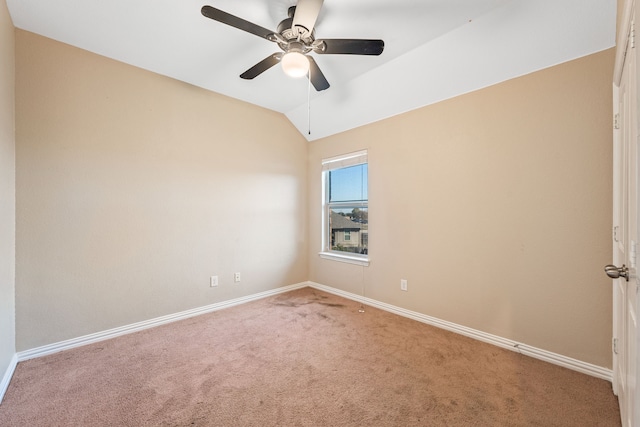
[210,276,218,287]
[234,272,241,283]
[400,279,408,291]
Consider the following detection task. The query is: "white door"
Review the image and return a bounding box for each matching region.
[611,16,640,427]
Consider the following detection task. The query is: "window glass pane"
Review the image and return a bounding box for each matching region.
[329,164,368,202]
[329,208,368,255]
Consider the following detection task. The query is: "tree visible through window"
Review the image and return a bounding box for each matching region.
[322,151,368,257]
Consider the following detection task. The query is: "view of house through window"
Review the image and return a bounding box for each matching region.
[323,151,368,257]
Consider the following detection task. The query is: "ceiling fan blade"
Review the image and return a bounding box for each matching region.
[315,39,385,56]
[201,5,275,40]
[292,0,324,37]
[240,53,283,79]
[307,56,329,91]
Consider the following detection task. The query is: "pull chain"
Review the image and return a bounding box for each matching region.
[307,65,311,135]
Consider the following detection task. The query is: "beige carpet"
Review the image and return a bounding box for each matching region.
[0,287,621,426]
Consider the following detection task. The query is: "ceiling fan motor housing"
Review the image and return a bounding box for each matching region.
[277,7,315,47]
[286,41,307,55]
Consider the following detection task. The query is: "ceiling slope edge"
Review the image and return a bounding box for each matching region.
[287,0,616,142]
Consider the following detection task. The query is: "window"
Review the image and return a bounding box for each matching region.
[321,150,369,265]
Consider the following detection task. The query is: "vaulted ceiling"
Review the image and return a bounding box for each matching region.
[7,0,616,141]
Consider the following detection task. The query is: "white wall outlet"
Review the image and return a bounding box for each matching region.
[234,272,241,283]
[210,276,218,287]
[400,279,408,291]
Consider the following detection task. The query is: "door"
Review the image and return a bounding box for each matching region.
[612,15,640,427]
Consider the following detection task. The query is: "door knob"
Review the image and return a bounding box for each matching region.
[605,264,629,281]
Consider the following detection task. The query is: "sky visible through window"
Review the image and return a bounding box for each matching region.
[329,164,368,203]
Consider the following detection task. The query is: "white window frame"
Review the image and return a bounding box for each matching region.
[319,150,370,267]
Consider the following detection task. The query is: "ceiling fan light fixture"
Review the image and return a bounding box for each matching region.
[281,51,309,78]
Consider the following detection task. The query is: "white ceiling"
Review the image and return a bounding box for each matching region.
[7,0,616,141]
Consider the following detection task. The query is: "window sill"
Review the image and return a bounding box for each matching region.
[319,252,370,267]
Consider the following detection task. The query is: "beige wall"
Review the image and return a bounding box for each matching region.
[617,0,625,36]
[308,49,615,368]
[0,0,15,385]
[15,30,308,350]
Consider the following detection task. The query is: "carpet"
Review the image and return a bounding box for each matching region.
[0,287,621,426]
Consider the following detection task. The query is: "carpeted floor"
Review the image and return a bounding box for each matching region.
[0,287,621,426]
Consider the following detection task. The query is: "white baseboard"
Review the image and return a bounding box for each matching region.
[0,353,18,405]
[308,281,613,382]
[15,280,612,383]
[17,282,308,362]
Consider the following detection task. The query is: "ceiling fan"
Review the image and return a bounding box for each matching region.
[201,0,385,91]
